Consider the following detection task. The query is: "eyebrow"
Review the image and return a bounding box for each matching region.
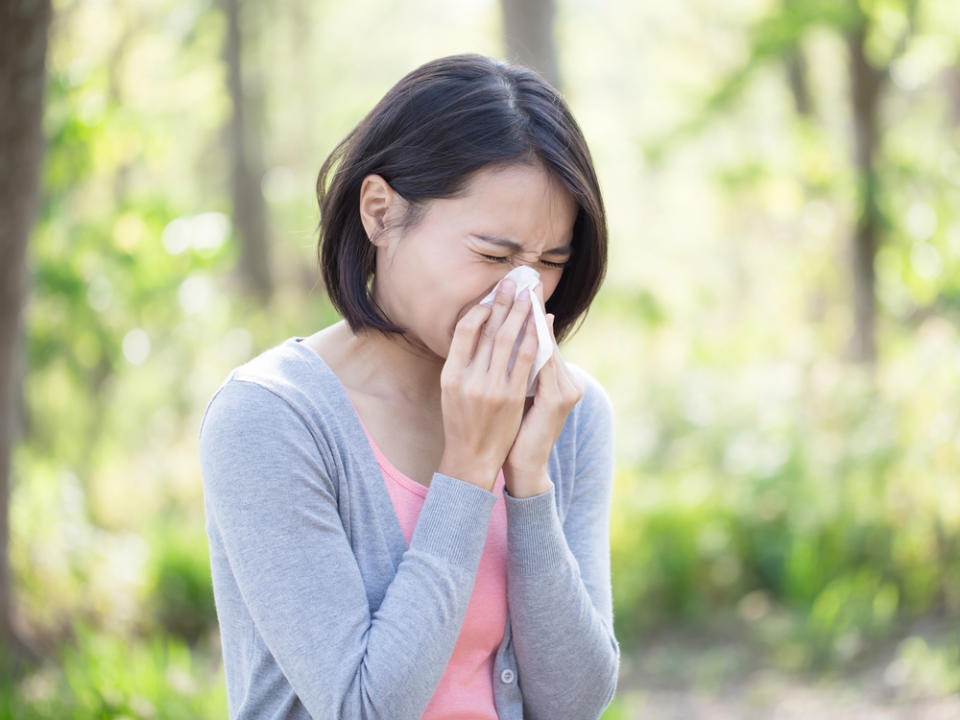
[473,234,573,256]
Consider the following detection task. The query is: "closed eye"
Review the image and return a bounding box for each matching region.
[478,254,567,269]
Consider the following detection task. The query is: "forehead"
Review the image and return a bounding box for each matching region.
[463,162,575,213]
[426,162,578,240]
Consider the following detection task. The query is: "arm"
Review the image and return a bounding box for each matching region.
[199,379,496,719]
[503,373,620,720]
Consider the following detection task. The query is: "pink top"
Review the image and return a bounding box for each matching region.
[354,415,508,719]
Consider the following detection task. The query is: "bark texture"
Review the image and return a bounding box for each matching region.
[0,0,53,666]
[499,0,561,90]
[225,0,272,301]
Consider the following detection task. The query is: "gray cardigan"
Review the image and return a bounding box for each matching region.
[197,336,619,719]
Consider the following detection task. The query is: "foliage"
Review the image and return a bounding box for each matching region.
[145,519,218,644]
[606,323,960,667]
[7,0,960,714]
[0,622,227,719]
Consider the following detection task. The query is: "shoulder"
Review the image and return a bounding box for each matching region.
[564,361,614,429]
[552,362,615,501]
[553,360,614,462]
[197,336,348,451]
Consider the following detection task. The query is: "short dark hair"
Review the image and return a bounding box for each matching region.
[315,53,607,344]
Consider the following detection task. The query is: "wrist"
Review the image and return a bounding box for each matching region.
[438,452,498,492]
[503,466,553,498]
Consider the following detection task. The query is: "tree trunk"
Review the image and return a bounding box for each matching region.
[847,20,883,364]
[782,0,811,118]
[786,48,811,118]
[0,0,53,669]
[225,0,272,302]
[945,65,960,128]
[499,0,561,90]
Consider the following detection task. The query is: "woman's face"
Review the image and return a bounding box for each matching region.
[362,162,578,359]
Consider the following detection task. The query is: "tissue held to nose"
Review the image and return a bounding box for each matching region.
[478,266,554,397]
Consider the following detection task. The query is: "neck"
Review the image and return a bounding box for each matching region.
[336,321,444,408]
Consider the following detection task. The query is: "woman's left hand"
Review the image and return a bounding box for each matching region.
[503,283,584,498]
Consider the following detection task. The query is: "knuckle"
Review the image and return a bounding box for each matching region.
[516,345,536,363]
[494,324,515,345]
[462,304,490,325]
[491,389,512,406]
[511,294,531,312]
[458,317,481,334]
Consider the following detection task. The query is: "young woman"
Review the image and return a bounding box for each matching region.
[198,53,619,720]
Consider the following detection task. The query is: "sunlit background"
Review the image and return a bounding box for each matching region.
[3,0,960,716]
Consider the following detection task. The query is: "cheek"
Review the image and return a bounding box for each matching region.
[542,274,563,303]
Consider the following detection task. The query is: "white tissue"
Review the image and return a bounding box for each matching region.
[478,266,554,396]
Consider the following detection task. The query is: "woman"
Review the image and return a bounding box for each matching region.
[198,53,619,719]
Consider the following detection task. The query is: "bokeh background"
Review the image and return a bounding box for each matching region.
[2,0,960,717]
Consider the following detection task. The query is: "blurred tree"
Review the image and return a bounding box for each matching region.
[0,0,52,670]
[846,0,916,363]
[499,0,560,90]
[783,0,811,117]
[646,0,923,364]
[225,0,273,301]
[846,9,883,364]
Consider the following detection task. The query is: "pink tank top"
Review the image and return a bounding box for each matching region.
[354,415,508,719]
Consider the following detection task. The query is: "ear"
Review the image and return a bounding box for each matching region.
[359,174,404,247]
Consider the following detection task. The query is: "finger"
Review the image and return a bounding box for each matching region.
[531,283,548,327]
[474,277,516,366]
[548,312,564,355]
[445,303,492,371]
[556,361,584,405]
[534,321,566,396]
[544,314,569,380]
[532,281,544,308]
[542,317,580,400]
[531,355,556,402]
[507,308,540,390]
[554,352,576,394]
[488,287,533,377]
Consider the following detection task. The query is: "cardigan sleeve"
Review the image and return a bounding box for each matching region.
[198,378,497,720]
[501,369,620,720]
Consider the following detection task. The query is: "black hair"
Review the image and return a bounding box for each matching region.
[316,53,607,344]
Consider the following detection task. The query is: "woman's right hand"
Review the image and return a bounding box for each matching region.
[437,278,541,492]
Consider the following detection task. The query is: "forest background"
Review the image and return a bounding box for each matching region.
[2,0,960,717]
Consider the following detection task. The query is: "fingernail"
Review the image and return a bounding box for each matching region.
[499,279,515,297]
